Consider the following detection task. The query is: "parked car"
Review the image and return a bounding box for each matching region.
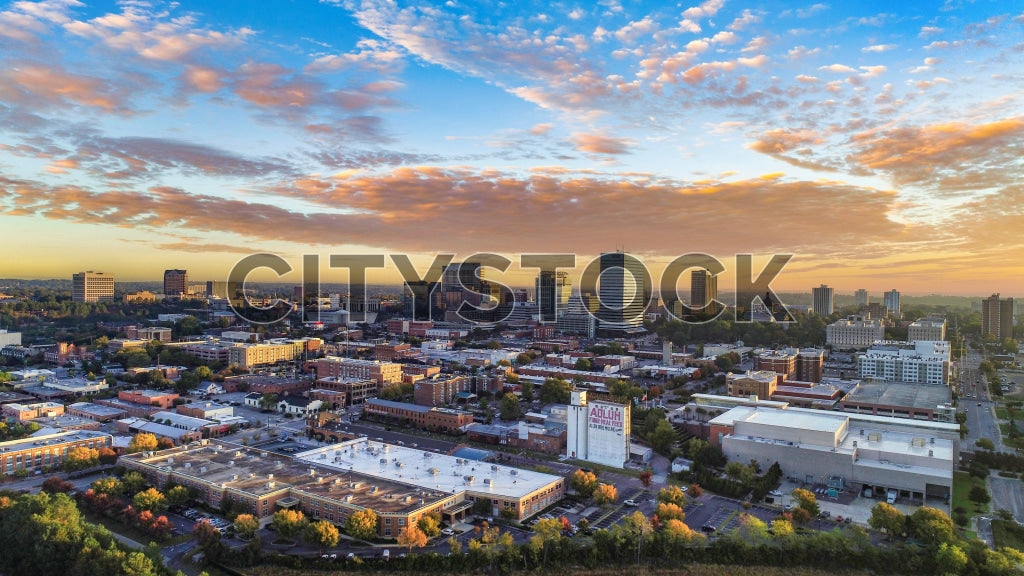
[769,489,783,497]
[441,528,455,536]
[624,499,638,507]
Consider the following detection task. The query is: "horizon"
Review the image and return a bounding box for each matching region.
[1,1,1022,295]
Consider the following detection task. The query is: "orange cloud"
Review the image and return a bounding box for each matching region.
[571,133,632,154]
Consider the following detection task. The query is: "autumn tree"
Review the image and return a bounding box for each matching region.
[770,518,795,537]
[531,517,563,565]
[304,520,340,555]
[41,476,74,494]
[127,433,158,453]
[571,469,599,498]
[346,509,378,540]
[655,502,685,522]
[869,502,906,538]
[133,487,167,513]
[593,483,618,506]
[657,485,687,507]
[662,518,698,546]
[908,506,955,547]
[63,446,99,471]
[272,508,308,539]
[97,446,118,465]
[234,513,259,539]
[639,470,653,487]
[91,476,123,496]
[397,523,428,553]
[417,513,441,538]
[791,487,820,517]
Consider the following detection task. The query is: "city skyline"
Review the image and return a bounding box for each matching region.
[1,0,1022,295]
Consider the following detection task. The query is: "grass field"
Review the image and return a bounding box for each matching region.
[992,519,1024,550]
[996,407,1010,420]
[953,471,990,515]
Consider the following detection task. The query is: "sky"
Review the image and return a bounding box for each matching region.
[0,0,1023,297]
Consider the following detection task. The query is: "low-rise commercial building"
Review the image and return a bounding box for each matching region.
[362,399,474,433]
[908,317,947,342]
[120,438,565,534]
[316,357,403,385]
[67,402,128,422]
[713,405,954,506]
[413,374,472,406]
[0,430,112,476]
[2,401,65,421]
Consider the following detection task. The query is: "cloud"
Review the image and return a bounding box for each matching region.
[819,63,856,73]
[862,43,897,52]
[848,118,1024,188]
[681,0,725,20]
[0,63,132,112]
[62,4,252,63]
[571,132,632,154]
[0,169,916,259]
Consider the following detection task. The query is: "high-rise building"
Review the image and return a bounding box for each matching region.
[72,271,115,302]
[536,271,571,323]
[811,284,834,316]
[690,269,718,313]
[596,252,649,330]
[855,289,869,307]
[163,269,188,299]
[982,294,1015,340]
[883,289,901,318]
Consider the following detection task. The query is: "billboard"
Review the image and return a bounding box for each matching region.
[585,401,629,468]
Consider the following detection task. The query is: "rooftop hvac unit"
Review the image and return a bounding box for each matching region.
[483,478,492,485]
[380,458,387,465]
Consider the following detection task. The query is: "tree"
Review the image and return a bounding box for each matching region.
[657,485,687,507]
[346,509,378,540]
[770,518,795,537]
[655,502,685,522]
[571,469,599,498]
[133,487,167,513]
[738,513,769,541]
[869,502,906,538]
[304,520,340,555]
[417,513,441,538]
[624,511,653,562]
[122,471,148,495]
[532,517,563,565]
[234,514,259,539]
[539,377,571,404]
[520,380,534,402]
[499,392,522,421]
[127,433,158,453]
[272,509,308,539]
[97,446,118,465]
[908,507,955,547]
[574,358,593,371]
[165,485,191,508]
[648,420,677,455]
[791,487,820,517]
[593,483,618,506]
[935,542,968,574]
[397,523,428,553]
[975,438,995,450]
[687,484,703,498]
[41,476,74,494]
[725,461,756,486]
[121,551,157,576]
[662,518,698,546]
[91,476,123,496]
[970,485,991,505]
[639,470,653,488]
[63,446,99,472]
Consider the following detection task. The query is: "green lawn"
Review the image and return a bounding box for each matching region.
[952,471,990,515]
[995,407,1010,420]
[992,519,1024,551]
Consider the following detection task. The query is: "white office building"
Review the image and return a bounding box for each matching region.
[859,341,950,386]
[714,406,953,505]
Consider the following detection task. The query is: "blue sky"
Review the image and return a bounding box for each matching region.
[0,0,1022,295]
